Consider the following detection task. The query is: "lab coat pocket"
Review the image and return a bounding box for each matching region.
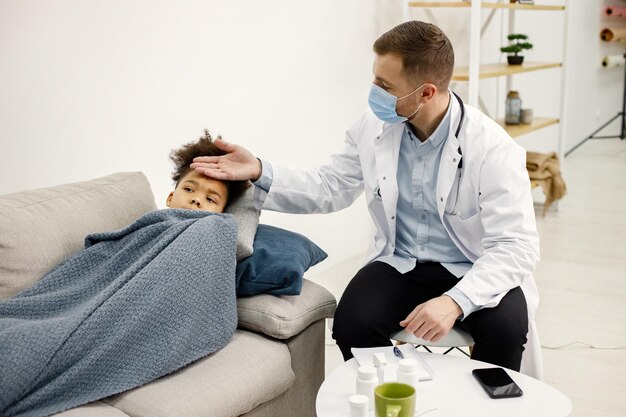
[444,210,484,255]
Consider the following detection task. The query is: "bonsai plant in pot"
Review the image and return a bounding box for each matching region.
[500,33,533,65]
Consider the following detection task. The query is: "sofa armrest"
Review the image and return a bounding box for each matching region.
[236,279,336,339]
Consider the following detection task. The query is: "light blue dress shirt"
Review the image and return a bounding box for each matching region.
[252,99,479,318]
[375,98,477,318]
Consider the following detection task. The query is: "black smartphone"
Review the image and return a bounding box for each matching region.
[472,367,523,399]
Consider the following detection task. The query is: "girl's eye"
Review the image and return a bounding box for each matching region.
[206,197,215,204]
[184,188,193,192]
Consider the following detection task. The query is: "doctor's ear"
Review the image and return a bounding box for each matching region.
[420,84,438,101]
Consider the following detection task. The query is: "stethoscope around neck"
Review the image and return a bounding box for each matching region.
[444,91,465,216]
[373,91,466,214]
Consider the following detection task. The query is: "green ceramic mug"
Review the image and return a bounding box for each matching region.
[374,382,416,417]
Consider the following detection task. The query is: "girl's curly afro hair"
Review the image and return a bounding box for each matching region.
[170,129,250,207]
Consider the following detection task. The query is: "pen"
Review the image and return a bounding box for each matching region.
[393,346,405,359]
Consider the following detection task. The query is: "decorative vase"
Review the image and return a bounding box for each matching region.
[507,55,524,65]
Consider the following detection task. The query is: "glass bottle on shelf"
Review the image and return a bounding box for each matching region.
[505,91,522,125]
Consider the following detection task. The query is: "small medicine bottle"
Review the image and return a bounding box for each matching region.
[349,394,369,417]
[397,358,420,392]
[356,365,378,410]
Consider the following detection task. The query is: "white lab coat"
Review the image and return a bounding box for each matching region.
[262,95,543,379]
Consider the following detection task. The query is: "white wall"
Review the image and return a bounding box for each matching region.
[0,0,623,272]
[0,0,387,273]
[559,0,625,154]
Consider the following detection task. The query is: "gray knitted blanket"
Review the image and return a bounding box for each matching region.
[0,209,238,417]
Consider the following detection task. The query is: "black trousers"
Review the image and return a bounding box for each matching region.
[332,261,528,371]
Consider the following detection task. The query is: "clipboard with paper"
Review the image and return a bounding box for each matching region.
[350,344,435,381]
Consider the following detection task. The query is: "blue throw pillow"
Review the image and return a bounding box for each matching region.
[236,224,328,297]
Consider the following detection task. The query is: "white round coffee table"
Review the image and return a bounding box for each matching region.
[316,354,571,417]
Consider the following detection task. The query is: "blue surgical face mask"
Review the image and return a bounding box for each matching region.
[368,83,425,124]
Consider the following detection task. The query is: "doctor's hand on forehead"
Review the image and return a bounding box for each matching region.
[191,138,262,182]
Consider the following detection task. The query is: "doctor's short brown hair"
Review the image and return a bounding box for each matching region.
[373,21,455,91]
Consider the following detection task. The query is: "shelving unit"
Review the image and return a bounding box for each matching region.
[403,0,569,161]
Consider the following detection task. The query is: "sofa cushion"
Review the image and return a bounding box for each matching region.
[224,185,260,261]
[0,172,157,300]
[237,279,337,340]
[103,330,294,417]
[236,225,328,297]
[53,401,130,417]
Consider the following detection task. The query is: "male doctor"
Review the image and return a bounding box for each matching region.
[192,21,542,377]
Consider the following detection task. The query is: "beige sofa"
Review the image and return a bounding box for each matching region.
[0,172,337,417]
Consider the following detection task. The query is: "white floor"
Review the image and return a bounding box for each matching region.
[306,138,626,417]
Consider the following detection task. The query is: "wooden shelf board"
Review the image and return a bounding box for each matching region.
[452,61,562,81]
[497,117,559,138]
[410,1,473,7]
[409,2,565,10]
[482,2,565,10]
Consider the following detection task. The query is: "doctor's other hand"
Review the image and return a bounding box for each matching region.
[399,295,462,342]
[191,138,262,181]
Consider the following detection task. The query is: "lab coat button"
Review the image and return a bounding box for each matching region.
[453,158,457,163]
[440,197,443,202]
[383,177,386,180]
[391,216,395,220]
